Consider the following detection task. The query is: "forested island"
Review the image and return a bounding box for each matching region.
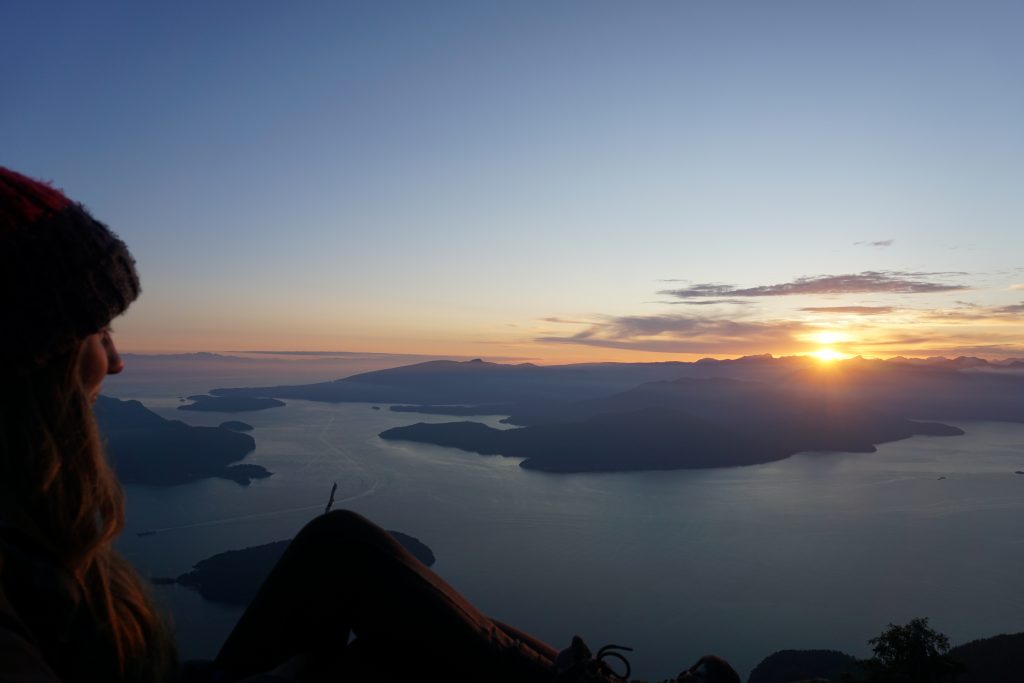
[94,396,272,485]
[380,409,960,472]
[168,531,436,605]
[745,624,1024,683]
[381,375,963,472]
[219,420,255,432]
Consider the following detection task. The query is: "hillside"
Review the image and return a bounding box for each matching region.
[95,396,272,485]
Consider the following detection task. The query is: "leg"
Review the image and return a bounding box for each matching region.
[493,620,559,662]
[214,510,555,682]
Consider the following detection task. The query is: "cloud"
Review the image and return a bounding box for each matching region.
[849,336,939,347]
[800,306,895,315]
[1011,284,1024,291]
[658,299,753,306]
[921,304,1024,322]
[854,239,894,247]
[237,350,534,362]
[862,339,1024,358]
[540,316,593,325]
[536,314,810,354]
[660,271,968,299]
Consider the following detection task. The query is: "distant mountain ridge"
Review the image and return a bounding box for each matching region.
[210,355,1022,473]
[211,355,824,404]
[211,355,1024,409]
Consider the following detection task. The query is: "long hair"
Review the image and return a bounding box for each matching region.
[0,342,177,680]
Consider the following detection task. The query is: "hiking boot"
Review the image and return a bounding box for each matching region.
[670,655,740,683]
[551,635,634,682]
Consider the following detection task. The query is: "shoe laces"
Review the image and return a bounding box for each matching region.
[593,643,633,680]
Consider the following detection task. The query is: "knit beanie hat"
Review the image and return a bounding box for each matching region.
[0,167,140,370]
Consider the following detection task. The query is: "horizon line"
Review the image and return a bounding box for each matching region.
[118,350,1024,365]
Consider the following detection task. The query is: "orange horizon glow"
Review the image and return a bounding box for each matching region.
[112,284,1024,365]
[115,338,1013,366]
[112,309,1024,365]
[808,348,853,363]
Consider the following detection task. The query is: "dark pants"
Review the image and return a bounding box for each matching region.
[214,510,558,682]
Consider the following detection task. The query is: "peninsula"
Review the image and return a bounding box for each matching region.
[95,396,272,485]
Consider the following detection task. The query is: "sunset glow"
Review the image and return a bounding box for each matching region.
[808,331,850,347]
[5,5,1024,681]
[810,348,850,363]
[5,3,1022,364]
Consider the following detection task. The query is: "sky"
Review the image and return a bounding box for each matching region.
[3,1,1023,363]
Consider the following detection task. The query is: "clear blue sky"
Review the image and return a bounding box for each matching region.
[4,1,1023,360]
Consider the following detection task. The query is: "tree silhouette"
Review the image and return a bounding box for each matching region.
[860,618,963,683]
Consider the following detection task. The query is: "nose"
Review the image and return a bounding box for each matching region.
[106,337,124,375]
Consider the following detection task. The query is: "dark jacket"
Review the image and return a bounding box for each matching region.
[0,522,120,682]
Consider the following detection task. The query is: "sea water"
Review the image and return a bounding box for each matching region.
[109,390,1024,680]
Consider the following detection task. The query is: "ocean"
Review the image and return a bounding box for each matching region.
[105,368,1024,680]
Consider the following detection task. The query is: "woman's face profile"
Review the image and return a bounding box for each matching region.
[79,327,124,401]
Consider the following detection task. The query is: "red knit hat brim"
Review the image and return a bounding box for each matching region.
[0,167,141,369]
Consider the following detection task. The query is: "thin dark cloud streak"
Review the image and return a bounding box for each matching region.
[237,350,534,362]
[848,336,938,347]
[854,239,894,247]
[800,306,895,315]
[658,299,753,306]
[661,271,968,299]
[536,314,811,354]
[539,316,593,325]
[920,304,1024,322]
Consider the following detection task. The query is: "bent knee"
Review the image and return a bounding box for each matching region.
[295,509,387,546]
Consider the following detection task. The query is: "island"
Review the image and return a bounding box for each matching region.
[379,377,964,473]
[748,649,858,683]
[219,420,254,432]
[169,531,436,605]
[747,632,1024,683]
[381,413,960,473]
[94,396,272,485]
[179,395,286,413]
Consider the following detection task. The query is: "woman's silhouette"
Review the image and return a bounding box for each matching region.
[0,167,738,683]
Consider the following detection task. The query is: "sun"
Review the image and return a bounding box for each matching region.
[810,330,849,346]
[810,348,849,363]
